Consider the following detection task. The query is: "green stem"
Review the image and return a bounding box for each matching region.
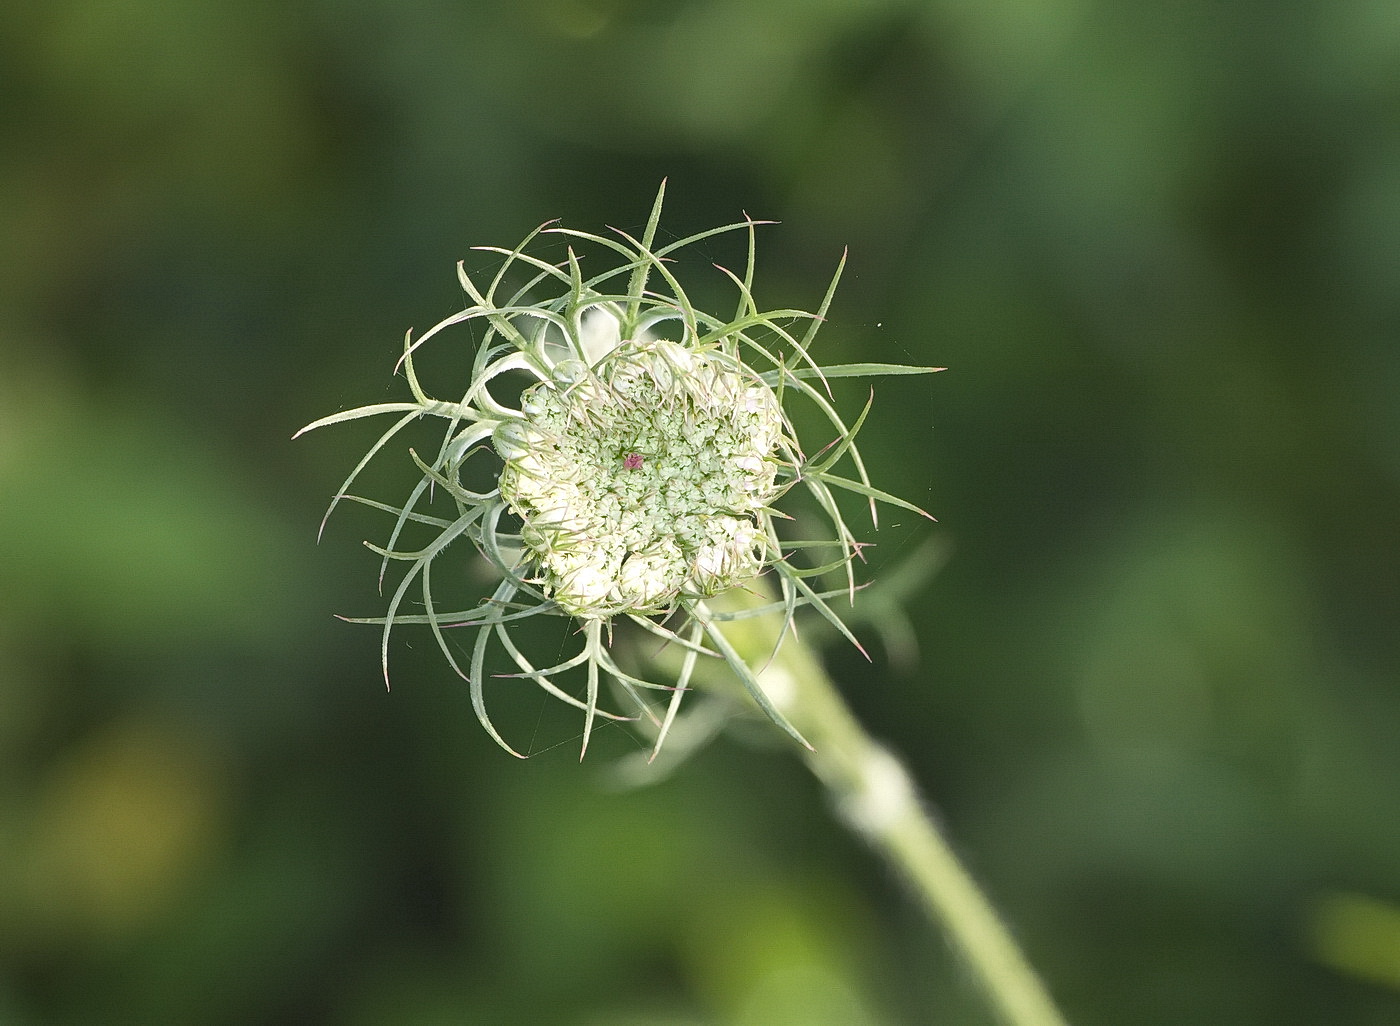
[708,592,1069,1026]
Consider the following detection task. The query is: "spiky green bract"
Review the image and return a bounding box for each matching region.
[297,183,941,760]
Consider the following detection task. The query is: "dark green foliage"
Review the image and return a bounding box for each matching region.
[2,0,1397,1022]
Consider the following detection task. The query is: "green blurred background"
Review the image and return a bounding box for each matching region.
[3,0,1399,1022]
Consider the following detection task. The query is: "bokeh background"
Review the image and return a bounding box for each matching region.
[3,0,1399,1023]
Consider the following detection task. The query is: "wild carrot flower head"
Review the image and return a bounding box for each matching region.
[298,184,937,758]
[496,331,784,617]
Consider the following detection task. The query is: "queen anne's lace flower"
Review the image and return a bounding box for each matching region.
[299,185,937,758]
[495,336,782,617]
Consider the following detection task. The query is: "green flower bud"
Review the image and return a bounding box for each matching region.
[299,183,938,758]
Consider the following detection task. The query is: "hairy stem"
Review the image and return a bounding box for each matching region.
[707,589,1069,1026]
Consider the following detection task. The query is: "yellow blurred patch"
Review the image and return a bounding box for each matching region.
[15,717,227,944]
[1308,891,1400,991]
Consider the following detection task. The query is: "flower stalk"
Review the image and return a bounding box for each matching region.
[704,586,1069,1026]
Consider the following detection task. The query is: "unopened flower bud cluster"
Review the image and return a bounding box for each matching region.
[494,337,786,617]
